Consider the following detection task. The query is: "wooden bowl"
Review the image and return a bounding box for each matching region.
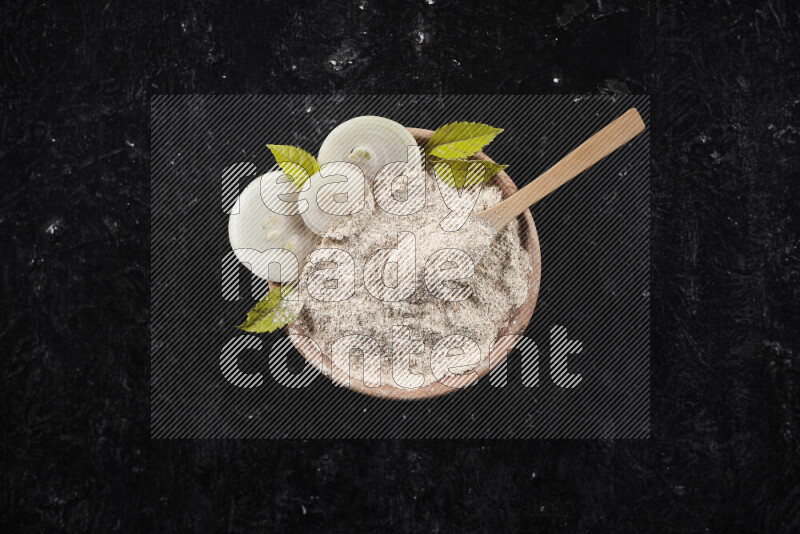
[271,127,541,400]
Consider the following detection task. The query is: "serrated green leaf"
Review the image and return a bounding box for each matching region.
[433,159,508,189]
[266,145,319,188]
[235,284,298,333]
[425,122,504,159]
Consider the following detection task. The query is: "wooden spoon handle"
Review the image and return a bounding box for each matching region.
[475,108,646,231]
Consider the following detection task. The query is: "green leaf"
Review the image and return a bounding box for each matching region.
[425,122,504,159]
[266,145,319,188]
[433,159,508,189]
[235,284,298,333]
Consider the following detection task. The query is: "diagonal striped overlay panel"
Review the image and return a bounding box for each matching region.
[151,95,650,439]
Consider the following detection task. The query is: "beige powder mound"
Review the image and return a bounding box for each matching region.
[294,171,531,387]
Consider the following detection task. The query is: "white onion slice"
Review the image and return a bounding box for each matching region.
[318,116,418,181]
[228,171,319,282]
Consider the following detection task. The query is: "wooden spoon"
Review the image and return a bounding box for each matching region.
[472,108,646,231]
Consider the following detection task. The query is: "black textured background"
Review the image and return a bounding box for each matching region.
[1,0,798,532]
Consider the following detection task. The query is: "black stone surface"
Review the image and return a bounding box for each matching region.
[1,0,798,532]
